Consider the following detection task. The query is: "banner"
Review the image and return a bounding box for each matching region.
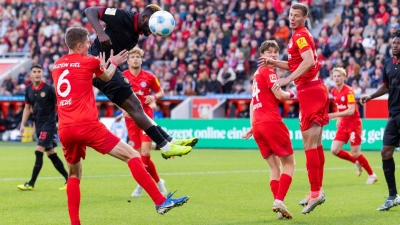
[154,119,387,150]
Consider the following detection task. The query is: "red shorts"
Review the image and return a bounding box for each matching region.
[253,122,294,159]
[296,80,330,131]
[59,122,120,164]
[125,118,152,149]
[334,122,362,146]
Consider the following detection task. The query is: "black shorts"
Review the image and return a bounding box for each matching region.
[383,115,400,147]
[36,128,58,151]
[92,69,133,106]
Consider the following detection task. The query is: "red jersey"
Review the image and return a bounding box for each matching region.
[122,69,161,118]
[252,66,282,124]
[52,53,104,129]
[288,26,321,85]
[331,84,361,126]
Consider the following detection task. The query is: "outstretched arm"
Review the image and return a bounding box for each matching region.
[85,7,112,46]
[360,83,389,105]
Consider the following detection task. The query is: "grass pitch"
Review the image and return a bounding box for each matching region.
[0,142,399,225]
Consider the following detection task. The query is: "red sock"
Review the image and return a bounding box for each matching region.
[317,145,325,188]
[127,157,166,205]
[305,148,320,197]
[270,180,279,199]
[141,155,160,183]
[356,154,374,175]
[66,177,81,225]
[276,174,293,201]
[336,150,357,163]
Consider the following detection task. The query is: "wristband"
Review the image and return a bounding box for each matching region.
[111,61,118,67]
[288,90,295,98]
[154,94,157,100]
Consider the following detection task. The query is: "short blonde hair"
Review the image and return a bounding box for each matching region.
[332,67,347,77]
[128,47,144,57]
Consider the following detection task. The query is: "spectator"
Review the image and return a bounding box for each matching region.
[370,68,383,88]
[17,67,27,85]
[237,103,250,118]
[207,73,222,94]
[231,82,246,95]
[273,19,290,45]
[217,62,236,93]
[183,82,196,96]
[352,80,363,95]
[286,104,299,118]
[328,27,342,53]
[196,71,209,96]
[153,104,164,119]
[346,57,361,78]
[2,74,14,95]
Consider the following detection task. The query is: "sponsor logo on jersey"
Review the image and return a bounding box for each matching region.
[105,8,117,15]
[141,81,147,88]
[341,96,345,101]
[124,78,130,84]
[296,37,309,49]
[336,104,347,109]
[269,74,278,82]
[40,92,45,97]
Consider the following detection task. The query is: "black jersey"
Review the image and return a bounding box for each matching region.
[383,57,400,117]
[25,82,57,129]
[89,7,140,59]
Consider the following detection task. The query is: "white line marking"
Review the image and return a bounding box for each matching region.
[1,166,399,181]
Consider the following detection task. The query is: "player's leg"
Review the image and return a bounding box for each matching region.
[350,145,377,183]
[66,161,82,225]
[331,140,356,163]
[317,127,325,190]
[44,131,68,188]
[266,155,281,199]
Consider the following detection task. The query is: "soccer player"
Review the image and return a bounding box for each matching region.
[329,67,377,184]
[85,4,197,159]
[243,40,295,219]
[121,47,167,197]
[259,3,329,214]
[53,27,189,224]
[360,30,400,211]
[17,64,69,191]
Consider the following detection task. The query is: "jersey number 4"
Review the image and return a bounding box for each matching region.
[252,81,261,102]
[57,69,71,97]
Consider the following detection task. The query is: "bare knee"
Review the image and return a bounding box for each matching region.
[381,146,395,160]
[46,149,56,156]
[68,162,82,179]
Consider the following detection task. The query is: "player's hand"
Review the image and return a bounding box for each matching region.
[258,56,274,68]
[360,95,371,105]
[109,49,128,65]
[144,95,156,104]
[272,77,291,91]
[98,32,112,46]
[242,128,253,139]
[19,126,25,137]
[99,51,109,69]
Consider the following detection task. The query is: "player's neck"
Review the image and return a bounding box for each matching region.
[130,68,141,76]
[337,83,344,91]
[394,55,400,63]
[33,81,42,88]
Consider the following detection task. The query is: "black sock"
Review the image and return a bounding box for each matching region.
[48,153,69,182]
[28,151,43,187]
[383,158,398,196]
[156,126,173,142]
[145,125,167,147]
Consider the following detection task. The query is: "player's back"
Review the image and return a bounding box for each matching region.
[52,53,104,128]
[331,84,360,125]
[252,67,282,124]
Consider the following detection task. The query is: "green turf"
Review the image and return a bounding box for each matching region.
[0,142,399,225]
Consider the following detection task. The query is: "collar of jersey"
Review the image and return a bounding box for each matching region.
[134,13,139,32]
[392,57,400,64]
[32,81,45,91]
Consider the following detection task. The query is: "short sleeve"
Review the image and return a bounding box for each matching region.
[100,8,130,29]
[347,90,355,104]
[25,89,31,105]
[260,67,277,89]
[150,75,161,93]
[91,57,105,77]
[382,59,389,85]
[293,31,312,54]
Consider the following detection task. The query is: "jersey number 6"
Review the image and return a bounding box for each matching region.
[57,69,71,97]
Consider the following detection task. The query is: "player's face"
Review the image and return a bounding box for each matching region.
[82,36,90,56]
[30,68,43,84]
[140,15,152,36]
[127,53,142,69]
[392,37,400,56]
[289,8,306,29]
[261,47,279,60]
[332,71,345,86]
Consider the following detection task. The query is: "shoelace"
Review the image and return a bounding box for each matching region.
[166,190,177,199]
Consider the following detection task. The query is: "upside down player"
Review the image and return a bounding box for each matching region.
[329,67,377,184]
[18,64,69,191]
[122,47,168,197]
[53,27,189,224]
[243,40,295,219]
[259,3,329,214]
[361,30,400,211]
[85,4,197,160]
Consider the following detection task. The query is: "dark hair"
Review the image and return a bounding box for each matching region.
[291,3,309,16]
[30,64,42,71]
[259,40,280,54]
[143,4,161,14]
[65,27,89,50]
[391,29,400,38]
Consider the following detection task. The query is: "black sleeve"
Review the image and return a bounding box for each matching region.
[49,86,57,105]
[99,8,133,31]
[382,59,389,85]
[25,88,31,105]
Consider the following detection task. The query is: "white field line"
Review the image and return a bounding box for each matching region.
[1,165,399,181]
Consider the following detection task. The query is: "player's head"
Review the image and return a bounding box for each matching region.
[30,64,43,84]
[391,29,400,56]
[259,40,280,60]
[289,3,308,29]
[127,47,144,70]
[65,27,90,56]
[332,67,347,86]
[139,4,162,36]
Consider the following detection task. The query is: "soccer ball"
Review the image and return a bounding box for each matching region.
[149,11,175,37]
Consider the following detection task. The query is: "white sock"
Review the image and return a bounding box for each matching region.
[275,200,283,204]
[170,138,176,143]
[160,142,171,152]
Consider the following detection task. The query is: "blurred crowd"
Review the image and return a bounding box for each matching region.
[0,0,331,98]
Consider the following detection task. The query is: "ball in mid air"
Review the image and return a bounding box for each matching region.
[149,11,175,37]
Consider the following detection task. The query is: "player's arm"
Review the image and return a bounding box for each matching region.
[20,103,32,136]
[285,49,315,82]
[242,100,254,140]
[145,76,164,104]
[360,62,389,104]
[329,104,355,118]
[258,57,290,71]
[272,88,294,100]
[85,7,111,45]
[98,50,128,82]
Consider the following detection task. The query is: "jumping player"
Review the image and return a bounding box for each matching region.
[243,40,295,219]
[329,67,377,184]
